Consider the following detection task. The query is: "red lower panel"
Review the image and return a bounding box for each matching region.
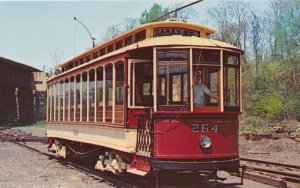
[153,119,238,159]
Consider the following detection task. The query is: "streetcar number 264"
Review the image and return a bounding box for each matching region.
[192,124,219,133]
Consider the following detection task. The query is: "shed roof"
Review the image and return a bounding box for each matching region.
[0,56,40,72]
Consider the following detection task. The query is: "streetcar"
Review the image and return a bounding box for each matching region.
[46,19,243,177]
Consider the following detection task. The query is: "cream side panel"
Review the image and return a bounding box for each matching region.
[47,124,137,153]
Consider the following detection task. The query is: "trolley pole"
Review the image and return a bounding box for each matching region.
[74,17,96,48]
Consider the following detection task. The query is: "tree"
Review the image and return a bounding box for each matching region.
[101,24,123,42]
[139,3,169,24]
[50,49,64,75]
[123,18,139,31]
[169,3,198,21]
[208,0,250,52]
[249,12,267,89]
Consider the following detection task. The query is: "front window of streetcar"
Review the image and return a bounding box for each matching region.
[157,49,189,111]
[192,49,221,111]
[155,48,241,113]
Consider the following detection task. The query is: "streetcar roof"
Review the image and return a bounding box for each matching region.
[58,19,243,72]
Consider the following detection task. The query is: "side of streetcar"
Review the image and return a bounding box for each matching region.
[46,20,243,176]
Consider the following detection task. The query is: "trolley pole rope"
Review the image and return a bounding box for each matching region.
[152,0,204,22]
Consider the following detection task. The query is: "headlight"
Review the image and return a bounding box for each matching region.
[200,136,212,149]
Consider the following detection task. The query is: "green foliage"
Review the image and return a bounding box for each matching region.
[247,93,282,119]
[139,3,169,24]
[26,121,45,127]
[239,116,269,133]
[243,56,300,120]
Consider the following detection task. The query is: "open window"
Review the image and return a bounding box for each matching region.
[192,49,220,111]
[96,67,103,122]
[130,61,153,107]
[115,62,124,123]
[105,64,113,122]
[70,76,75,121]
[156,49,189,111]
[223,51,240,112]
[64,78,69,121]
[82,72,88,122]
[88,69,95,122]
[75,74,81,121]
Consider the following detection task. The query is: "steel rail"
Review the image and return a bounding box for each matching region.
[11,141,135,188]
[241,157,300,170]
[241,157,300,185]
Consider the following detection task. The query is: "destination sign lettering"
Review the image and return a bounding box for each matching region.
[153,27,200,37]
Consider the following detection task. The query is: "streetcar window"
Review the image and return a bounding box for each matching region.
[135,30,146,43]
[116,40,123,50]
[105,64,113,122]
[85,55,91,63]
[192,49,220,110]
[47,85,50,121]
[115,63,124,123]
[75,74,81,122]
[93,52,98,59]
[55,82,59,121]
[89,69,95,122]
[224,51,240,111]
[125,36,133,46]
[96,67,103,122]
[107,44,114,53]
[99,48,105,56]
[70,77,75,121]
[133,62,153,106]
[65,79,69,121]
[49,85,53,121]
[82,72,88,122]
[157,49,189,111]
[51,83,55,121]
[59,81,64,121]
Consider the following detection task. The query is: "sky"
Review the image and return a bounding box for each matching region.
[0,0,269,71]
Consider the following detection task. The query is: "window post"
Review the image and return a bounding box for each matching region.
[87,72,90,122]
[68,78,71,122]
[80,73,83,122]
[74,76,76,121]
[220,49,224,112]
[54,83,56,121]
[153,48,157,112]
[190,48,193,111]
[103,67,106,122]
[112,64,116,123]
[94,68,97,122]
[63,80,65,121]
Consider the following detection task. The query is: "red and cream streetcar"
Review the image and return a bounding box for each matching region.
[46,19,243,177]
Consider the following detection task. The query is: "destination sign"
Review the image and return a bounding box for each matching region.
[153,27,200,37]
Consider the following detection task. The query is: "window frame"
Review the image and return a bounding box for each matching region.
[128,59,152,109]
[192,48,222,112]
[223,50,241,112]
[154,48,190,111]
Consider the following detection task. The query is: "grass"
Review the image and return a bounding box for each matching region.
[239,115,270,134]
[27,121,46,127]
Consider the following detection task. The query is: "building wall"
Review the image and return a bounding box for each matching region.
[0,57,45,125]
[32,72,47,121]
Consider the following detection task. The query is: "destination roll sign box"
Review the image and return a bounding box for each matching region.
[153,27,200,37]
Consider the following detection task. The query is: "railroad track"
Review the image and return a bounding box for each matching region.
[7,128,299,187]
[241,157,300,188]
[0,128,221,188]
[0,128,135,188]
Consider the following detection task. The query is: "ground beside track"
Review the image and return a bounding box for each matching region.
[0,124,299,188]
[0,141,113,188]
